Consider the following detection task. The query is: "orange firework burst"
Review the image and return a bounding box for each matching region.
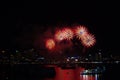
[75,26,88,40]
[81,34,96,47]
[54,30,66,41]
[45,39,55,50]
[62,28,74,40]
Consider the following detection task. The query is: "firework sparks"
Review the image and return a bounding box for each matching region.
[45,39,55,50]
[75,26,88,40]
[81,34,96,47]
[62,28,74,40]
[54,30,66,41]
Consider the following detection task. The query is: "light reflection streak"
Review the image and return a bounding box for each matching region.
[52,66,101,80]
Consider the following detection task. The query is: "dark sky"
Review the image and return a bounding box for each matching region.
[0,1,120,55]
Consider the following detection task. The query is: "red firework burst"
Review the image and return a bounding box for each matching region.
[81,34,96,47]
[75,26,88,40]
[45,39,55,50]
[62,28,74,40]
[54,30,66,41]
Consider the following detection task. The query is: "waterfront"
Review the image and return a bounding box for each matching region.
[0,63,119,80]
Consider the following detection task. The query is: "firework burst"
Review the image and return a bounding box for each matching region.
[62,28,74,40]
[81,34,96,47]
[75,26,88,40]
[45,39,55,50]
[54,30,66,41]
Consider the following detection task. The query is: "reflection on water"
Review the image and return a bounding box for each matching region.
[8,64,119,80]
[45,74,101,80]
[45,66,103,80]
[80,74,102,80]
[80,75,95,80]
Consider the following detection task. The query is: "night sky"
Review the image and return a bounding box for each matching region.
[0,1,120,55]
